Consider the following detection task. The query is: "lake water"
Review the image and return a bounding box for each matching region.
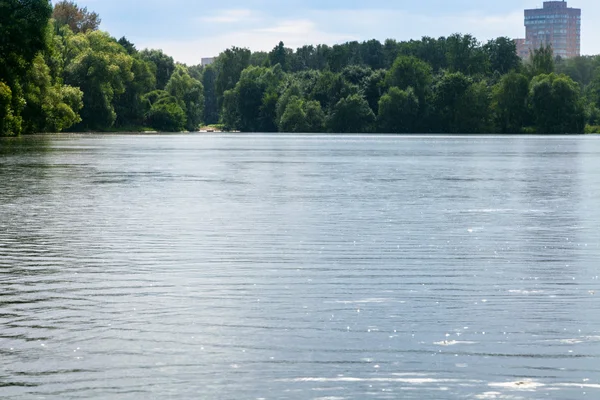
[1,134,600,399]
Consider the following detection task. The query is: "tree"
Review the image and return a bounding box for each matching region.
[310,71,358,111]
[327,94,375,133]
[22,54,83,133]
[0,0,53,77]
[445,34,489,76]
[118,37,137,55]
[0,0,53,135]
[432,72,492,133]
[215,47,251,108]
[279,97,325,133]
[114,56,155,127]
[250,51,269,67]
[385,55,433,101]
[64,31,134,130]
[269,41,289,71]
[52,1,101,33]
[146,101,186,132]
[484,37,521,75]
[140,49,175,90]
[0,82,22,136]
[530,73,585,133]
[220,65,283,132]
[361,69,386,114]
[202,64,219,124]
[377,87,419,133]
[527,44,555,76]
[342,65,373,86]
[360,39,385,70]
[492,72,530,133]
[165,65,204,131]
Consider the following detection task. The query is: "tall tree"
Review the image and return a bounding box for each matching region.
[484,37,521,75]
[0,0,53,135]
[52,1,101,33]
[165,65,204,131]
[202,64,219,124]
[64,31,134,130]
[527,45,555,76]
[492,72,530,133]
[530,73,585,133]
[327,94,375,133]
[385,55,433,101]
[377,87,419,133]
[114,56,155,127]
[432,72,492,133]
[445,34,489,76]
[140,49,175,90]
[279,97,325,133]
[215,47,251,109]
[269,41,289,71]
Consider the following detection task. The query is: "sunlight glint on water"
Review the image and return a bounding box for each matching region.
[1,134,600,399]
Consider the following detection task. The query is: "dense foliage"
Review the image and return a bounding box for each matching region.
[2,0,600,136]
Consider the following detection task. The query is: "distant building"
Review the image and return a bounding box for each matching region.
[515,1,581,59]
[201,57,215,66]
[514,39,529,59]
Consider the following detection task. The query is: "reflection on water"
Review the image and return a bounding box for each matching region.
[1,134,600,399]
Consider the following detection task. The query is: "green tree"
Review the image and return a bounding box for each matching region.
[64,30,134,130]
[165,65,204,131]
[202,64,219,124]
[385,55,433,101]
[279,97,325,133]
[146,101,186,132]
[117,36,137,55]
[269,41,289,71]
[22,54,83,133]
[529,73,585,133]
[492,72,530,133]
[310,71,358,111]
[220,65,283,132]
[114,56,156,127]
[327,94,375,133]
[360,39,385,70]
[215,47,251,109]
[432,72,492,133]
[361,69,386,114]
[0,0,53,135]
[377,87,419,133]
[0,0,53,79]
[0,82,22,136]
[220,89,239,130]
[140,49,175,90]
[484,37,521,75]
[250,51,269,67]
[527,45,555,76]
[445,34,489,76]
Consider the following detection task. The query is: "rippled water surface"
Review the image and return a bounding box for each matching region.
[1,134,600,399]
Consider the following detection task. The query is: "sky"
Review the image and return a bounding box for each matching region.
[59,0,599,65]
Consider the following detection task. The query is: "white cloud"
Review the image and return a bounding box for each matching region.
[138,4,600,63]
[138,18,355,64]
[199,9,258,24]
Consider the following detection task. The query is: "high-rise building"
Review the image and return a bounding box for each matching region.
[201,57,215,66]
[515,1,581,59]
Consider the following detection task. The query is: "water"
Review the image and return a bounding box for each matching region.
[1,134,600,399]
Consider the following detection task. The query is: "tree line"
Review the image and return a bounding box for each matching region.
[2,0,600,136]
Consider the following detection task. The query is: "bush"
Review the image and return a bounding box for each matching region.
[585,125,600,134]
[145,101,186,132]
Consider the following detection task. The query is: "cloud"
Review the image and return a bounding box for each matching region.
[136,3,600,63]
[200,9,258,24]
[138,18,355,64]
